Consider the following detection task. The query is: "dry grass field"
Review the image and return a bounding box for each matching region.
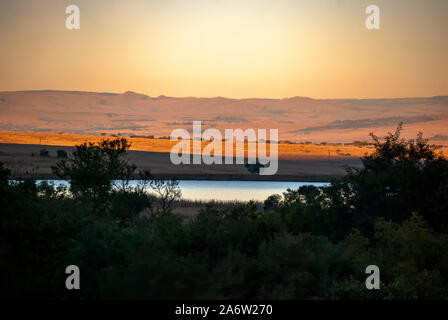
[0,131,370,181]
[0,131,373,159]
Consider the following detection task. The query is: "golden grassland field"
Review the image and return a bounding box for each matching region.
[0,131,374,159]
[1,131,445,181]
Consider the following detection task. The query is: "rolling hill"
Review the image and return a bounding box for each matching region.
[1,90,447,146]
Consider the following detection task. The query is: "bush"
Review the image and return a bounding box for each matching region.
[52,138,136,214]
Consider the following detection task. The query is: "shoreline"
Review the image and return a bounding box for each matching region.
[0,140,363,182]
[15,174,337,183]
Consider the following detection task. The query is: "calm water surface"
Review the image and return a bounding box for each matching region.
[36,180,329,202]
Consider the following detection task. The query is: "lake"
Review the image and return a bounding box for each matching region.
[175,180,329,201]
[35,180,329,202]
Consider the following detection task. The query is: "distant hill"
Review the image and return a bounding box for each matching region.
[0,90,447,145]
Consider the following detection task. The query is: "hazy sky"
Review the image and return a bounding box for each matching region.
[0,0,447,98]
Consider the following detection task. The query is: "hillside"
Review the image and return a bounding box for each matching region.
[1,91,447,146]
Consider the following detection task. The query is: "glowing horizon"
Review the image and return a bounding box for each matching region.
[0,0,447,99]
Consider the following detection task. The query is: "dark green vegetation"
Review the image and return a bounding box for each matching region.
[1,125,448,299]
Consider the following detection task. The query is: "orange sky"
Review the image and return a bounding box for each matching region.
[0,0,447,99]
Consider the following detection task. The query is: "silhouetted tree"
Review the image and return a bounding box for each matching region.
[344,123,448,232]
[245,160,265,174]
[263,194,282,211]
[149,178,182,216]
[52,138,136,213]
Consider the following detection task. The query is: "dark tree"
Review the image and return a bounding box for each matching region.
[149,178,182,216]
[344,123,448,232]
[263,194,282,210]
[245,160,265,174]
[52,138,136,213]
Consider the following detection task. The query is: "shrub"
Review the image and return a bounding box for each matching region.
[52,138,136,214]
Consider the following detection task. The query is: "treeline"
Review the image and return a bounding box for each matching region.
[1,124,448,299]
